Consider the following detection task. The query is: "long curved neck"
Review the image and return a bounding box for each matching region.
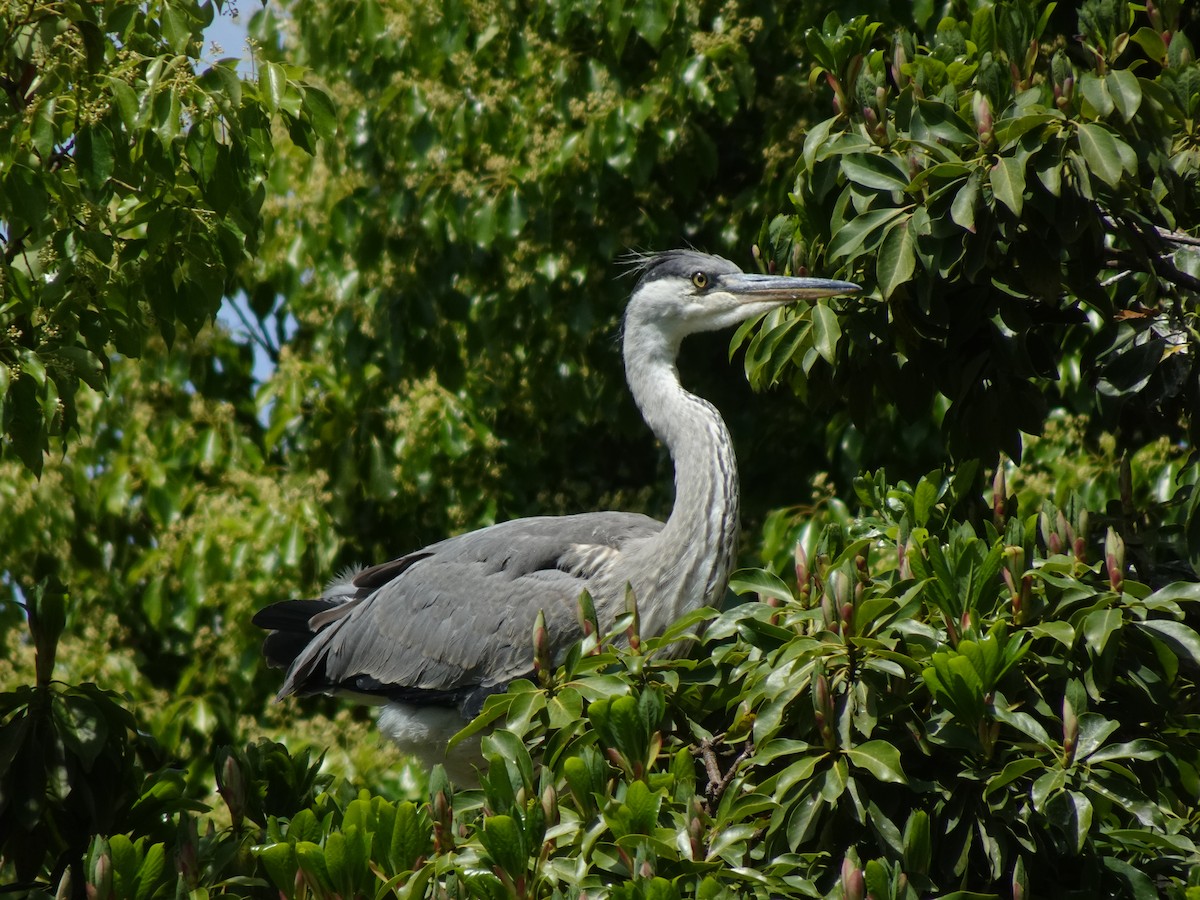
[622,314,740,636]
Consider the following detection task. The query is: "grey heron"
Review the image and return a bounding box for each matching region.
[253,250,859,781]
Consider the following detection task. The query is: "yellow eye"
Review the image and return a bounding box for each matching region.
[692,272,709,289]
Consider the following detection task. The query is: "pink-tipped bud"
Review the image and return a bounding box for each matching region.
[532,610,551,678]
[176,817,199,887]
[87,847,111,900]
[625,585,641,653]
[1105,527,1125,592]
[992,465,1006,525]
[1048,531,1062,555]
[821,592,837,634]
[1057,511,1074,550]
[900,535,915,580]
[841,857,865,900]
[217,754,245,830]
[892,42,908,86]
[972,91,993,140]
[1063,705,1078,766]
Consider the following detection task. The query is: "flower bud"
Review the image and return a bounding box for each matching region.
[87,839,111,900]
[1105,527,1125,592]
[992,464,1006,526]
[840,857,865,900]
[217,753,245,830]
[625,585,641,653]
[972,91,993,140]
[532,610,551,680]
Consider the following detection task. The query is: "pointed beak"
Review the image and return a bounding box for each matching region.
[718,273,861,302]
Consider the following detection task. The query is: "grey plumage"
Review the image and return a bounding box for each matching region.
[253,250,858,781]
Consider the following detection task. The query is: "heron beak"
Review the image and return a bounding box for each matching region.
[720,273,861,303]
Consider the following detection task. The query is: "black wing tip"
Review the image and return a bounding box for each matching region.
[251,598,339,631]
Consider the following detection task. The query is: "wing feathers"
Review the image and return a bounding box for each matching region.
[257,512,663,707]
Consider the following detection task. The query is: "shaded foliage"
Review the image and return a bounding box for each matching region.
[0,0,331,472]
[6,468,1200,897]
[741,1,1200,480]
[4,0,1200,897]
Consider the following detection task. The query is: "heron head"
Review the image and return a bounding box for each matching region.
[625,250,860,338]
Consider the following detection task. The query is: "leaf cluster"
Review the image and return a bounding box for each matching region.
[10,466,1200,898]
[0,0,332,473]
[741,1,1200,471]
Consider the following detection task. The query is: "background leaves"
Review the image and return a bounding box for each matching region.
[4,0,1200,897]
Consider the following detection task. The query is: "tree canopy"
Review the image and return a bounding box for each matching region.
[3,0,1200,897]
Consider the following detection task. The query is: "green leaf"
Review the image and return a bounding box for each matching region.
[985,757,1043,796]
[1088,739,1164,764]
[1030,621,1075,648]
[1129,27,1167,63]
[902,809,931,876]
[950,171,979,233]
[844,739,906,784]
[912,470,941,527]
[1049,790,1093,854]
[910,98,977,145]
[1082,607,1122,656]
[1078,72,1114,118]
[990,156,1025,216]
[256,844,297,895]
[261,63,287,113]
[76,124,115,192]
[616,779,662,834]
[724,571,792,607]
[390,801,431,871]
[1133,619,1200,666]
[480,815,526,875]
[134,841,165,900]
[827,206,908,262]
[1143,581,1200,606]
[30,97,56,159]
[303,86,338,140]
[876,216,915,300]
[811,303,840,365]
[1076,123,1126,187]
[1106,70,1142,121]
[1075,713,1119,760]
[161,4,191,54]
[840,153,909,191]
[633,0,670,49]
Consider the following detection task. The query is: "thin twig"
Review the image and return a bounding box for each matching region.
[226,295,279,363]
[695,737,755,814]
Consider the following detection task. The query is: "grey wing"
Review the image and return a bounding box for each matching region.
[273,511,662,713]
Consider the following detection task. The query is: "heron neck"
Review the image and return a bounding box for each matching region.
[623,322,740,634]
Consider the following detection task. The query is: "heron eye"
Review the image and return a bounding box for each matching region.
[692,272,709,289]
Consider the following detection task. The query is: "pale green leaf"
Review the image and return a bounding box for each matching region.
[1134,619,1200,666]
[728,568,793,603]
[990,156,1026,216]
[1106,69,1142,121]
[844,739,906,784]
[841,153,910,191]
[1077,122,1125,187]
[1078,72,1114,118]
[876,216,915,299]
[811,303,840,364]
